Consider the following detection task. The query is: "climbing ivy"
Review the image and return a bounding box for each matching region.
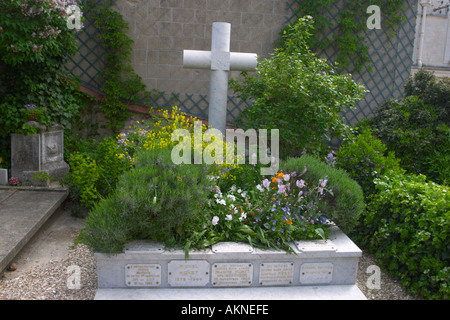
[85,0,146,132]
[285,0,405,72]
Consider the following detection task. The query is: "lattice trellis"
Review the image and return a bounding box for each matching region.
[67,0,419,126]
[65,0,107,90]
[285,0,419,125]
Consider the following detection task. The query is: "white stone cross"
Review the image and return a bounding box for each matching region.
[183,22,257,135]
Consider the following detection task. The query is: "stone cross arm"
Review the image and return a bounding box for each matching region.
[183,50,257,72]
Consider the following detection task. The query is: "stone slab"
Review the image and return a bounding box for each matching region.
[95,284,367,300]
[0,187,68,274]
[95,225,362,289]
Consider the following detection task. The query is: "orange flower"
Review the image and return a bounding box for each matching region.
[276,172,284,179]
[271,176,278,183]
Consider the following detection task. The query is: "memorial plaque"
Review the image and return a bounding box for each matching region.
[299,263,333,284]
[212,263,253,287]
[125,264,161,287]
[212,242,254,253]
[295,240,336,253]
[259,262,294,286]
[168,260,210,287]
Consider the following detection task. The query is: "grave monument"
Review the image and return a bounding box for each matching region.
[94,23,366,300]
[10,121,69,187]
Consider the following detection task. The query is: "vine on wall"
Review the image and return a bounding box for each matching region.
[85,0,146,132]
[286,0,405,72]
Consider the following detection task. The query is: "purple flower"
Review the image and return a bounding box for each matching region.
[277,184,286,194]
[8,177,20,186]
[296,179,305,188]
[262,178,270,189]
[326,153,336,166]
[320,179,328,187]
[271,227,276,232]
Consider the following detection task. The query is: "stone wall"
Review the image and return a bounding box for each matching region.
[114,0,290,98]
[412,0,450,78]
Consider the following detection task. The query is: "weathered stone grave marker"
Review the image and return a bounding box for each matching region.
[11,122,69,186]
[183,22,257,135]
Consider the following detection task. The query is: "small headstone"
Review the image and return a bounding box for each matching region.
[0,169,7,185]
[11,122,69,186]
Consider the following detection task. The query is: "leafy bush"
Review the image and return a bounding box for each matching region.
[281,155,365,234]
[63,137,130,212]
[78,147,214,253]
[230,16,366,158]
[336,127,404,196]
[366,70,449,184]
[404,70,449,122]
[362,173,449,299]
[0,0,88,168]
[66,153,100,209]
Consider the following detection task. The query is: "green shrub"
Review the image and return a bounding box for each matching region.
[366,71,449,184]
[66,153,100,209]
[281,155,365,234]
[230,16,366,158]
[336,127,404,196]
[404,69,449,122]
[78,147,214,253]
[362,173,449,299]
[63,137,130,211]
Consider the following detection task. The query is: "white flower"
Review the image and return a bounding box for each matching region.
[239,212,247,221]
[230,185,236,192]
[241,191,247,198]
[225,214,233,221]
[256,184,264,192]
[237,188,242,194]
[283,174,290,181]
[227,194,236,201]
[216,199,226,205]
[212,216,219,226]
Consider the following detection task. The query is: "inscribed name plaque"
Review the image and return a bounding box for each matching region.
[212,263,253,287]
[168,260,210,287]
[125,264,161,287]
[300,263,334,284]
[259,262,294,286]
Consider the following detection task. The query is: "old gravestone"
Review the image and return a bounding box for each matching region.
[183,22,257,135]
[11,122,69,186]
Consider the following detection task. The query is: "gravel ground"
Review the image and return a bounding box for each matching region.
[0,239,421,300]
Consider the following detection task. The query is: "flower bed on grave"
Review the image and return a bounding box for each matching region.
[77,108,365,258]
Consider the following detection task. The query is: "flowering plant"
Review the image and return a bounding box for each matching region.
[8,177,20,186]
[184,169,332,253]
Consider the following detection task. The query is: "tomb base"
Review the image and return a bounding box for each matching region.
[95,225,366,300]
